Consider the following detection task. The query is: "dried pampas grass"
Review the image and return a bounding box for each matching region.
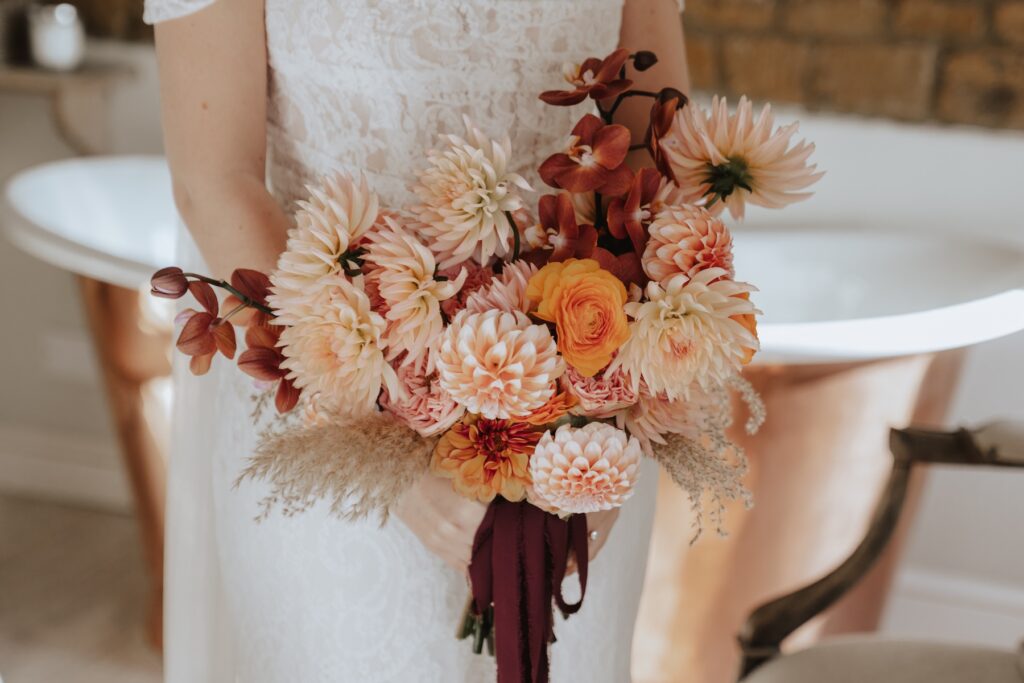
[237,411,438,523]
[650,375,765,541]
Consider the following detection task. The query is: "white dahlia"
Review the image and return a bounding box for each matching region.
[363,216,466,365]
[436,309,564,419]
[643,205,734,285]
[412,117,532,268]
[611,268,759,399]
[661,96,823,220]
[530,422,642,514]
[270,174,380,324]
[463,260,538,315]
[278,276,400,418]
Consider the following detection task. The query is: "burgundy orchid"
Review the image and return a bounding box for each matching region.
[539,48,632,107]
[174,280,236,376]
[541,193,598,262]
[539,114,633,196]
[150,265,299,412]
[646,92,686,180]
[238,317,300,413]
[606,167,662,256]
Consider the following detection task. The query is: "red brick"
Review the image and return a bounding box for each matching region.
[782,0,889,39]
[994,2,1024,46]
[683,0,777,32]
[893,0,986,41]
[811,43,939,119]
[685,32,720,91]
[938,49,1024,128]
[721,37,811,102]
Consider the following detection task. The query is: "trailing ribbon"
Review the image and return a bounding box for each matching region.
[468,498,589,683]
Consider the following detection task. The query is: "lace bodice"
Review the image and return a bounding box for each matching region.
[144,0,685,210]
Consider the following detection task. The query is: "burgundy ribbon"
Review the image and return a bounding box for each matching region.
[469,498,589,683]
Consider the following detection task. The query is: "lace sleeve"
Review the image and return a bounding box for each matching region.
[143,0,216,24]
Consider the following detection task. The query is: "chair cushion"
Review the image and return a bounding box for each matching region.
[744,637,1024,683]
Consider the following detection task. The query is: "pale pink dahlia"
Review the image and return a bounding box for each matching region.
[363,217,466,365]
[562,364,639,418]
[270,174,380,325]
[439,262,494,318]
[412,117,532,268]
[436,309,564,419]
[379,353,465,437]
[463,260,538,315]
[661,96,823,220]
[530,423,642,514]
[643,205,734,285]
[617,391,708,456]
[278,276,400,418]
[611,269,759,400]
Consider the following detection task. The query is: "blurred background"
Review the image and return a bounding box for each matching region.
[0,1,1021,682]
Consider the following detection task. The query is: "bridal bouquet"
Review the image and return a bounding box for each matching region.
[152,48,819,683]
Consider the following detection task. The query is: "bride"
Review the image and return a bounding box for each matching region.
[147,1,689,680]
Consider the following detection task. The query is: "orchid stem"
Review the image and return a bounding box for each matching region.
[607,89,660,119]
[183,272,275,316]
[220,301,249,323]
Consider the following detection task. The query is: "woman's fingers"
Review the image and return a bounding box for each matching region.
[586,508,620,561]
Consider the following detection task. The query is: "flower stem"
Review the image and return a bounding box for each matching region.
[183,272,275,316]
[607,89,660,119]
[220,300,249,323]
[506,211,521,261]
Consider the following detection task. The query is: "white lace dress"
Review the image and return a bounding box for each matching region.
[145,2,672,681]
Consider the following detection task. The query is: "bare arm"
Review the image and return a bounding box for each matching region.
[618,0,691,151]
[154,0,289,278]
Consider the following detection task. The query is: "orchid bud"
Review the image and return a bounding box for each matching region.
[151,266,188,299]
[632,51,658,71]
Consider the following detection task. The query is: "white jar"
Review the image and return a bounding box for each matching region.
[29,3,85,72]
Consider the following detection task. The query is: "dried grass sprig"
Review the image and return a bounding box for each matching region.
[236,412,438,524]
[651,432,750,543]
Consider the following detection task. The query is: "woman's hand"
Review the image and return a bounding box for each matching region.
[395,472,488,576]
[568,507,621,575]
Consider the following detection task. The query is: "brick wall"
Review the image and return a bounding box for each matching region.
[68,0,150,42]
[683,0,1024,129]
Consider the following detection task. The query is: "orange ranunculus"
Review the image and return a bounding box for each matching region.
[527,258,630,377]
[430,417,540,503]
[732,291,759,365]
[522,389,579,426]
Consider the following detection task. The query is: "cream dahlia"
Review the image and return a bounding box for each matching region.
[379,353,465,437]
[436,309,564,419]
[661,96,823,220]
[269,174,380,324]
[412,117,532,268]
[463,259,537,315]
[643,204,734,285]
[278,276,400,417]
[611,268,759,399]
[562,364,639,418]
[363,216,466,364]
[530,423,642,514]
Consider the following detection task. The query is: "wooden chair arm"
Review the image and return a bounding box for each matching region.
[737,423,1024,680]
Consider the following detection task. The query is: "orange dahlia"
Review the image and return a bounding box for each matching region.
[431,417,542,503]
